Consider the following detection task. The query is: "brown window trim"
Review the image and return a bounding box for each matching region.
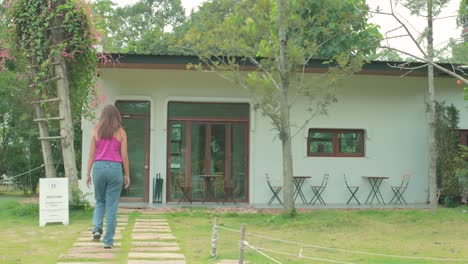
[307,129,365,157]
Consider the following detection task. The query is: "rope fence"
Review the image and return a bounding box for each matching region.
[1,164,44,193]
[213,220,468,263]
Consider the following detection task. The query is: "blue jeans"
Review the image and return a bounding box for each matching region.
[92,161,123,246]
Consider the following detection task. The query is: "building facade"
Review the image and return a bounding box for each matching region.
[79,55,468,206]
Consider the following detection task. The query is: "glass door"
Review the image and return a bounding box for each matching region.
[116,101,151,203]
[168,121,248,202]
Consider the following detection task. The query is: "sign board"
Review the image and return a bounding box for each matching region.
[39,178,69,227]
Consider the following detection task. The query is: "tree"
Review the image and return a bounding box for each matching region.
[369,0,468,213]
[434,102,461,207]
[186,0,381,212]
[7,0,98,198]
[91,0,186,54]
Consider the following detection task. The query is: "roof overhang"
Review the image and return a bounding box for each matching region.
[98,54,464,78]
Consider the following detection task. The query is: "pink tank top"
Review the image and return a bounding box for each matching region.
[94,137,122,163]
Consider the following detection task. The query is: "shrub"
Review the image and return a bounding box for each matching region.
[69,187,92,212]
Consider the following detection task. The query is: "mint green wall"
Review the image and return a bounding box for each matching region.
[80,68,468,206]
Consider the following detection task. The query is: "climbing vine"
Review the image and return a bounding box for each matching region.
[7,0,99,120]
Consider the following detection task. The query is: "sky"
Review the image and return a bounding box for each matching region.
[113,0,464,57]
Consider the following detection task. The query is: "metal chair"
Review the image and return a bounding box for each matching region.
[176,178,192,204]
[344,174,360,205]
[223,178,238,205]
[390,174,411,205]
[265,173,283,206]
[309,173,329,205]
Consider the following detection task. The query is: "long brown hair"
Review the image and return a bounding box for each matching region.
[97,105,122,139]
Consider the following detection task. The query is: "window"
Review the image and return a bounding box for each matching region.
[308,129,365,157]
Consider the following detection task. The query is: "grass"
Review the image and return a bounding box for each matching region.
[1,194,467,264]
[166,207,468,264]
[0,194,92,264]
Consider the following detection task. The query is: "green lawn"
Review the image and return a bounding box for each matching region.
[1,194,467,264]
[0,195,92,264]
[167,207,468,264]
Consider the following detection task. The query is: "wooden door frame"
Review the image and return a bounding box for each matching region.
[117,101,151,203]
[166,120,249,203]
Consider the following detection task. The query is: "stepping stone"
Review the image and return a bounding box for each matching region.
[77,234,122,241]
[132,241,179,247]
[59,252,115,259]
[135,219,167,222]
[80,231,122,236]
[217,260,249,264]
[128,261,186,264]
[67,247,120,253]
[132,234,176,240]
[135,222,168,225]
[135,223,168,226]
[57,262,116,264]
[128,252,185,259]
[130,247,180,252]
[73,242,121,247]
[133,228,171,233]
[134,225,170,228]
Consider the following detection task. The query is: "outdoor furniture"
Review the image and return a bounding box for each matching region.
[344,174,360,205]
[390,174,411,205]
[222,178,238,205]
[0,174,14,191]
[293,176,311,204]
[265,173,283,206]
[176,177,192,204]
[309,173,329,205]
[200,174,221,203]
[363,176,389,205]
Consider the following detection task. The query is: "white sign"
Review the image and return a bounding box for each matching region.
[39,178,69,227]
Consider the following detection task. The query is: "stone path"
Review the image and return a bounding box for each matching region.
[57,211,187,264]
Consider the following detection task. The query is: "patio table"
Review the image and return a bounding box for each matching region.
[199,174,222,203]
[363,176,389,205]
[293,176,311,204]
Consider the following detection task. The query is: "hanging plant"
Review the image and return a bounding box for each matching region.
[7,0,100,120]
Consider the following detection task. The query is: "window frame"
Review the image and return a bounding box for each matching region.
[307,129,365,157]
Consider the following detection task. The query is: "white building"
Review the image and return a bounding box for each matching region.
[79,54,468,207]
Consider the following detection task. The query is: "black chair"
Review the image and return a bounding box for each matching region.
[344,174,360,205]
[223,178,238,205]
[390,174,411,205]
[309,173,329,205]
[265,173,283,206]
[176,178,192,204]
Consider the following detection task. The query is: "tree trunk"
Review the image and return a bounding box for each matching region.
[51,5,79,197]
[427,0,438,213]
[34,103,57,178]
[277,0,294,212]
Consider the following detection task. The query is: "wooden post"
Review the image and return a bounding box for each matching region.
[239,224,245,264]
[211,217,218,258]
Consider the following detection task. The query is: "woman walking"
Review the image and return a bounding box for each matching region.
[86,105,130,249]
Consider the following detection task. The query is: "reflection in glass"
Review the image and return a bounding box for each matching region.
[231,123,247,200]
[309,132,333,153]
[339,132,362,153]
[169,123,187,200]
[190,124,206,200]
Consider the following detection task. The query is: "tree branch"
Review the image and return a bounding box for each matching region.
[380,45,468,84]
